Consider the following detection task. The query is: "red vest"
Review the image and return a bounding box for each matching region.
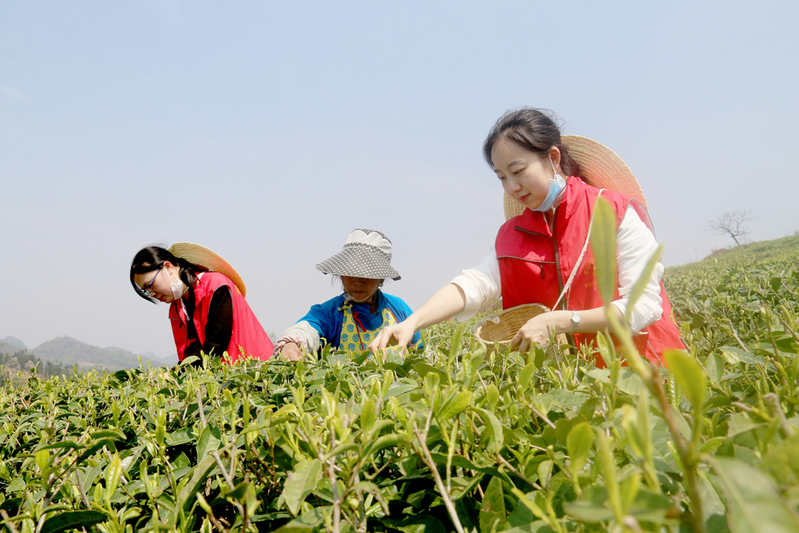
[495,177,684,367]
[169,272,274,363]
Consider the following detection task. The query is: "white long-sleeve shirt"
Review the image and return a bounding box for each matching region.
[451,205,664,333]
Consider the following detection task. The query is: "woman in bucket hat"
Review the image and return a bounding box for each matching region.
[130,243,274,364]
[371,108,684,367]
[274,229,423,360]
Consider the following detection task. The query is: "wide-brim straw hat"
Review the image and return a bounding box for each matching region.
[316,229,401,280]
[503,135,647,220]
[475,304,567,352]
[168,242,247,297]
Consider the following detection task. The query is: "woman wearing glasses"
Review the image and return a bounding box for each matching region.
[130,243,274,364]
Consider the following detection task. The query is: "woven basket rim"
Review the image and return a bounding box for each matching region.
[474,303,551,346]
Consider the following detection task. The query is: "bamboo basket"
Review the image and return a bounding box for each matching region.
[474,304,567,353]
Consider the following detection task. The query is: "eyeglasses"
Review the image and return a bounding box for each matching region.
[142,266,163,295]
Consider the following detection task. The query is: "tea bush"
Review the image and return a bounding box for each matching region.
[2,234,799,532]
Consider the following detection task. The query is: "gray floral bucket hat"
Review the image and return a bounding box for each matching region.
[315,229,401,280]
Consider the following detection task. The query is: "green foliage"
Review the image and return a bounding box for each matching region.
[2,239,799,532]
[0,350,73,382]
[589,197,618,305]
[707,457,799,533]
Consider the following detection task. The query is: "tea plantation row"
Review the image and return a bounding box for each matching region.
[1,238,799,532]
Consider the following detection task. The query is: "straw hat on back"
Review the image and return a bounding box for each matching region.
[168,242,247,297]
[503,135,647,220]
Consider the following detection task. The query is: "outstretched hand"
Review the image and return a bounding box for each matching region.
[279,342,303,361]
[510,311,564,354]
[368,322,413,355]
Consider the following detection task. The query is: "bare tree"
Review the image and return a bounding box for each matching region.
[706,208,755,246]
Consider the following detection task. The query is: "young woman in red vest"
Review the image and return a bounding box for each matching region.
[130,243,274,364]
[370,108,684,367]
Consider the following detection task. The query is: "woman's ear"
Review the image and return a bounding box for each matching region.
[548,146,562,172]
[163,261,177,276]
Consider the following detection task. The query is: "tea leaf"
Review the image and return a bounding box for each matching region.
[589,196,618,305]
[472,408,504,453]
[104,455,122,507]
[382,514,448,533]
[272,506,331,532]
[221,479,249,500]
[708,456,799,533]
[177,454,217,513]
[283,459,322,516]
[479,476,507,533]
[360,398,376,433]
[437,390,472,421]
[563,485,616,522]
[76,438,114,465]
[517,362,536,394]
[41,511,107,533]
[664,350,706,409]
[567,422,593,478]
[35,449,50,472]
[485,383,500,410]
[90,429,126,441]
[196,424,221,459]
[719,346,763,366]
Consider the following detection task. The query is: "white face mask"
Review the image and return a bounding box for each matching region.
[531,156,567,212]
[167,267,185,300]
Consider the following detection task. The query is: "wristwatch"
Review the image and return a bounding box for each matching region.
[570,311,581,333]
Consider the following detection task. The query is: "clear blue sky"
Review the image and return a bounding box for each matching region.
[2,1,797,359]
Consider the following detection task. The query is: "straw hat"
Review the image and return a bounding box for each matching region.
[316,229,401,280]
[168,242,247,297]
[503,135,647,220]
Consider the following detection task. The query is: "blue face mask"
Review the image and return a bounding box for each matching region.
[531,159,566,212]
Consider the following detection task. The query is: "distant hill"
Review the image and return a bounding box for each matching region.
[32,337,168,371]
[0,339,24,356]
[667,234,799,276]
[141,350,179,364]
[3,337,27,350]
[702,234,799,263]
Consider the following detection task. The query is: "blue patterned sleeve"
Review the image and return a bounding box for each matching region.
[297,295,346,349]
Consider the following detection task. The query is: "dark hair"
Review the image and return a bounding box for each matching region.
[129,246,207,303]
[482,108,581,179]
